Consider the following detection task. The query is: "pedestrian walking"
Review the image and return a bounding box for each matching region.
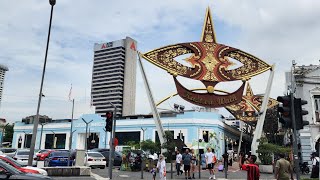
[205,148,216,180]
[182,149,192,179]
[310,152,319,178]
[239,154,260,180]
[150,164,157,180]
[190,149,197,179]
[274,153,293,180]
[157,154,166,180]
[176,150,183,176]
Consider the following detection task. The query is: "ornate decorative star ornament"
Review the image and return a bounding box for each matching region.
[226,82,278,121]
[142,7,272,108]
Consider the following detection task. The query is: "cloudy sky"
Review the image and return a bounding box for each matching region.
[1,0,320,123]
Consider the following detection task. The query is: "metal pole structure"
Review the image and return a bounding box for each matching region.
[251,65,275,156]
[137,52,165,145]
[108,102,117,179]
[28,0,56,166]
[68,99,75,166]
[51,131,56,149]
[103,128,107,148]
[224,135,228,179]
[198,127,201,179]
[290,61,300,180]
[237,121,243,160]
[39,123,47,149]
[81,118,93,151]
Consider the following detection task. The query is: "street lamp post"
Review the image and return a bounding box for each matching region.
[28,0,56,166]
[103,128,107,148]
[39,123,47,149]
[81,118,93,151]
[68,99,75,166]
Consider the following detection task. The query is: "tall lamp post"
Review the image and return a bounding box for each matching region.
[67,99,75,166]
[28,0,56,166]
[108,102,117,180]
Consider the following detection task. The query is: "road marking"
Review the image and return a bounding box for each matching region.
[119,175,130,177]
[91,171,109,180]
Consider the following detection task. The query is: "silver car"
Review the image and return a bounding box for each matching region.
[13,149,37,166]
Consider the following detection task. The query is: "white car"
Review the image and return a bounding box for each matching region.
[13,149,37,166]
[84,152,106,169]
[22,166,48,176]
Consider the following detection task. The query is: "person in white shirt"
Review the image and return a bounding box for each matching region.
[205,148,216,180]
[176,150,183,176]
[310,152,319,178]
[157,154,166,180]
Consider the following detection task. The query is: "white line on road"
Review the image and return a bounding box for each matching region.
[91,171,110,180]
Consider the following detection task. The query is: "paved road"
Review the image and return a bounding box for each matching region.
[50,164,311,180]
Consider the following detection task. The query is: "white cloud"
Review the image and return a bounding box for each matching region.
[1,0,320,122]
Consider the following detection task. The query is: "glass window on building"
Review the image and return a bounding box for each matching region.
[314,95,320,122]
[115,132,140,146]
[24,134,32,148]
[45,134,66,149]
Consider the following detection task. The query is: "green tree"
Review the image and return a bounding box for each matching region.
[2,124,13,143]
[257,137,290,165]
[127,140,140,150]
[161,131,175,161]
[140,139,160,154]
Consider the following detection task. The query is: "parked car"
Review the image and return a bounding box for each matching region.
[0,155,47,176]
[90,148,122,166]
[44,151,73,167]
[13,149,37,166]
[36,150,55,161]
[0,148,16,158]
[84,152,106,169]
[0,160,51,179]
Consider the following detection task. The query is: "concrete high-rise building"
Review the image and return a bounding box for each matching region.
[91,37,137,117]
[0,64,8,109]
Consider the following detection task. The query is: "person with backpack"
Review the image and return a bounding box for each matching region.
[310,152,319,178]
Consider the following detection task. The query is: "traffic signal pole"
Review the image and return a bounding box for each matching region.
[108,103,117,179]
[290,61,300,180]
[290,93,300,180]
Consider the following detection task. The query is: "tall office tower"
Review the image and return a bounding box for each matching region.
[91,37,137,117]
[0,64,8,109]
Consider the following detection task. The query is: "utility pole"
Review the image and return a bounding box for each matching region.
[81,118,93,151]
[108,102,117,179]
[28,0,56,166]
[68,99,75,166]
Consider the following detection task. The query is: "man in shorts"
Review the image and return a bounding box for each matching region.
[182,149,192,179]
[205,148,216,180]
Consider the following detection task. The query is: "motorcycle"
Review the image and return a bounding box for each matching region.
[299,162,310,174]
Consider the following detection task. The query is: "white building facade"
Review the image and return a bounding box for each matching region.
[287,65,320,162]
[91,37,137,117]
[0,64,8,110]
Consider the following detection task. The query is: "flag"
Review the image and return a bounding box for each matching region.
[68,84,72,101]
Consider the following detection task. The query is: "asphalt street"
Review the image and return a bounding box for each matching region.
[50,164,311,180]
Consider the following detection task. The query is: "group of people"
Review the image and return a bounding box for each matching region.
[239,152,319,180]
[176,148,217,179]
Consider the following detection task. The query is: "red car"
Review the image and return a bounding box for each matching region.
[0,155,48,175]
[37,150,55,161]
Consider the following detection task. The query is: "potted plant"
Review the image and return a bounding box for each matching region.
[257,137,290,173]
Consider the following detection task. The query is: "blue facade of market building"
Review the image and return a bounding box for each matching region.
[12,112,249,160]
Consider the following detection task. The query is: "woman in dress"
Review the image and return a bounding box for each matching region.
[190,149,197,179]
[157,154,166,180]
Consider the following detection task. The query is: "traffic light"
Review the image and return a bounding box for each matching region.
[294,98,309,130]
[277,95,292,128]
[105,112,113,132]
